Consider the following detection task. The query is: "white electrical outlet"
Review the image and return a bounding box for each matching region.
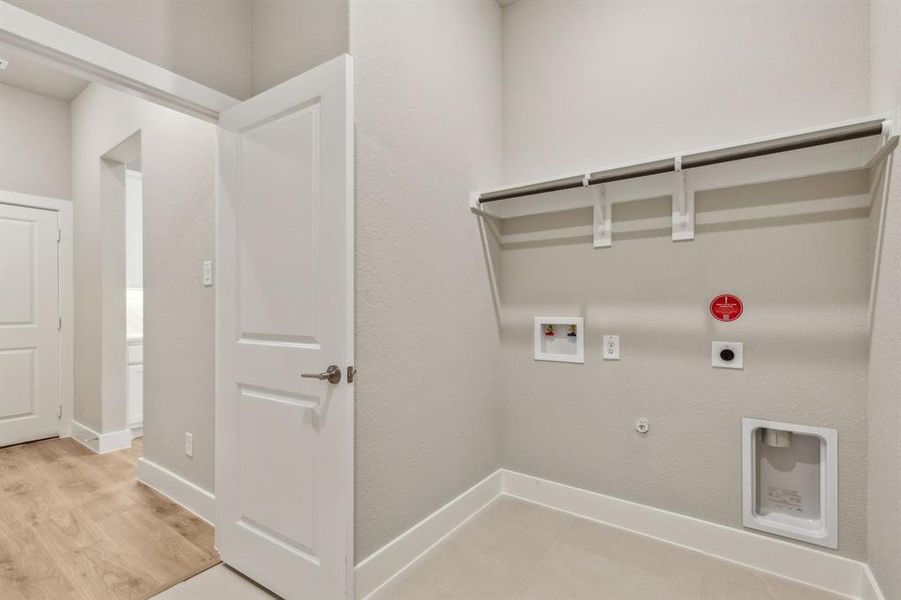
[185,432,194,457]
[203,260,213,287]
[603,335,620,360]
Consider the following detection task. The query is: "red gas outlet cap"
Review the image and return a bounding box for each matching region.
[710,294,743,322]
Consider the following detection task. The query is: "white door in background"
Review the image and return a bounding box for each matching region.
[0,203,60,446]
[216,55,354,600]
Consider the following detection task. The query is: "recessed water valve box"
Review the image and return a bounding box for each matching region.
[534,317,584,363]
[742,418,837,548]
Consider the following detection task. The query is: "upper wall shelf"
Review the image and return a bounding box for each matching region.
[470,111,900,247]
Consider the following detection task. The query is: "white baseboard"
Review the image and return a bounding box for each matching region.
[861,565,886,600]
[353,470,503,599]
[129,423,143,439]
[136,457,215,525]
[354,468,874,600]
[69,420,132,454]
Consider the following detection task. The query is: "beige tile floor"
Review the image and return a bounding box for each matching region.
[152,564,278,599]
[371,497,847,600]
[153,496,847,600]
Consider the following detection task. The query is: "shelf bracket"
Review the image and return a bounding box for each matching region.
[672,160,694,241]
[469,190,497,219]
[593,184,611,248]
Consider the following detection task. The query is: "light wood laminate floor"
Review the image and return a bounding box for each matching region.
[0,437,219,600]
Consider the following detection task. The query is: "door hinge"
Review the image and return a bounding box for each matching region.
[347,365,355,383]
[58,316,62,330]
[58,405,62,419]
[57,228,61,243]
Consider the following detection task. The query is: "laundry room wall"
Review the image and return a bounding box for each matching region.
[498,0,873,560]
[350,0,504,562]
[865,0,901,596]
[250,0,349,95]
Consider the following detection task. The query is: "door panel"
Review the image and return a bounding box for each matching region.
[0,203,60,446]
[216,55,353,600]
[238,105,319,341]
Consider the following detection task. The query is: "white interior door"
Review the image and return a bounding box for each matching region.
[0,203,61,446]
[216,55,354,600]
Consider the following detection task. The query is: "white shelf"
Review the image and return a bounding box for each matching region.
[471,111,900,247]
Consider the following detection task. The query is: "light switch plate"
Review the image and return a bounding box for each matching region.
[712,341,743,369]
[185,432,194,457]
[603,335,620,360]
[203,261,213,287]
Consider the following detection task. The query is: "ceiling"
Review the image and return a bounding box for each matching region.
[496,0,519,6]
[0,46,89,101]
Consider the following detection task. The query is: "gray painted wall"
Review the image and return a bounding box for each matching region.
[350,0,504,562]
[70,84,217,492]
[0,82,70,199]
[6,0,352,101]
[498,180,873,560]
[866,1,901,596]
[502,0,870,184]
[250,0,349,95]
[7,0,253,100]
[500,0,873,560]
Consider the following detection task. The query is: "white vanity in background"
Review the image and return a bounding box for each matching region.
[125,168,143,439]
[126,287,143,438]
[126,335,143,437]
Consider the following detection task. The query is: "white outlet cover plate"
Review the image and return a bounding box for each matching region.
[712,341,743,369]
[203,260,213,286]
[603,335,620,360]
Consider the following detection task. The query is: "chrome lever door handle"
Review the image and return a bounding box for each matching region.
[301,365,341,384]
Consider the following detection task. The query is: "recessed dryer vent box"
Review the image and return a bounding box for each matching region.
[742,418,837,549]
[534,317,584,363]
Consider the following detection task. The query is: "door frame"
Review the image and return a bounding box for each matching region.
[0,190,74,440]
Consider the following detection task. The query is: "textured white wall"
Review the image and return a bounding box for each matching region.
[250,0,348,95]
[70,84,216,491]
[0,83,70,199]
[6,0,351,101]
[502,0,870,183]
[866,1,901,596]
[350,0,504,562]
[125,170,143,289]
[6,0,252,100]
[500,0,873,559]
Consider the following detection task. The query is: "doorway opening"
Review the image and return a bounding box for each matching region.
[125,163,144,439]
[97,130,145,455]
[0,55,223,594]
